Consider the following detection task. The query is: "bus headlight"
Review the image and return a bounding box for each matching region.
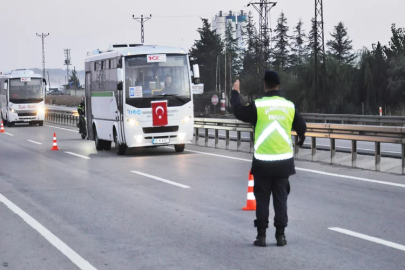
[10,108,15,113]
[181,116,191,124]
[178,133,186,141]
[128,119,139,126]
[37,107,45,114]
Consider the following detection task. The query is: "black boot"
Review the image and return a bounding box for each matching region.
[254,228,266,247]
[275,227,287,247]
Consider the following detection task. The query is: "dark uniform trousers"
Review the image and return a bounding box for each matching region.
[253,174,291,229]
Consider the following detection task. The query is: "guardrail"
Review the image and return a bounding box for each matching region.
[44,110,405,174]
[194,118,405,174]
[301,113,405,125]
[45,111,79,127]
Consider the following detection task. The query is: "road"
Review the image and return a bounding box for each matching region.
[1,123,405,270]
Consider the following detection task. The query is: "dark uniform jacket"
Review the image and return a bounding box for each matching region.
[230,90,307,178]
[77,102,85,116]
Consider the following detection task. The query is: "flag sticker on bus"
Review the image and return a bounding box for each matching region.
[21,78,31,82]
[129,86,143,98]
[147,54,167,63]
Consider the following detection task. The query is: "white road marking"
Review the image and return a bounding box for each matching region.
[45,125,76,133]
[65,152,91,160]
[4,132,14,136]
[27,140,42,145]
[179,147,405,188]
[296,168,405,188]
[329,227,405,252]
[0,193,97,270]
[131,170,190,189]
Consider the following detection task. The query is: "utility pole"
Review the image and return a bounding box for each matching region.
[132,14,152,43]
[314,0,327,112]
[36,33,50,79]
[247,1,277,69]
[47,71,51,89]
[64,49,71,90]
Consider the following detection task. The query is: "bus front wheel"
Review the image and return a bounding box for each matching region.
[113,130,126,155]
[174,144,185,153]
[94,127,104,151]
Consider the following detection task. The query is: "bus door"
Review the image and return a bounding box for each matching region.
[85,72,93,140]
[115,59,126,144]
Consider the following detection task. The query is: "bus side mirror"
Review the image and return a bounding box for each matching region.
[3,82,7,90]
[42,78,47,85]
[117,68,124,91]
[192,64,200,84]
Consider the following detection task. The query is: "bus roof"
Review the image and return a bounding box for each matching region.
[0,69,42,79]
[85,44,187,62]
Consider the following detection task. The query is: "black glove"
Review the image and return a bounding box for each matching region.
[297,135,305,147]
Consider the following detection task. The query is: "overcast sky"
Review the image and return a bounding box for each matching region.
[1,0,403,72]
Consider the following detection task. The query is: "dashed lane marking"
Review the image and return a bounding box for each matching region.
[65,152,91,160]
[27,140,42,145]
[131,170,190,189]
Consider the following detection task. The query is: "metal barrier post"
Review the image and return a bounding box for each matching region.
[205,128,209,147]
[195,128,199,145]
[402,144,405,174]
[249,132,254,153]
[294,136,299,158]
[311,137,317,161]
[351,140,357,167]
[375,142,381,171]
[237,131,241,151]
[226,130,230,150]
[330,138,336,164]
[215,130,219,148]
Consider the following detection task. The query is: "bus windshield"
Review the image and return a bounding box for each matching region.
[9,78,43,103]
[125,54,191,108]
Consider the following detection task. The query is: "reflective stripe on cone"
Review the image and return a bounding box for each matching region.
[51,132,60,151]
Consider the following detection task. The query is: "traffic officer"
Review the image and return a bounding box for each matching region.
[231,71,306,247]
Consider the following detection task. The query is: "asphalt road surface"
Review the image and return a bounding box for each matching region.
[1,123,405,270]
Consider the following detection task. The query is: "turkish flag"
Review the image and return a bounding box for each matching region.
[151,101,168,126]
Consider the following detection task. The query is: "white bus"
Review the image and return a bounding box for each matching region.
[0,69,47,127]
[84,44,199,155]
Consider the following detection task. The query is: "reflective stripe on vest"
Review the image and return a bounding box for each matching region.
[254,96,295,162]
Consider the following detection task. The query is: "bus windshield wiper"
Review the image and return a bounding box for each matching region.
[155,94,187,104]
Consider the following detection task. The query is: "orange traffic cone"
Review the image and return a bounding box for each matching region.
[242,171,256,211]
[0,121,4,133]
[51,132,60,151]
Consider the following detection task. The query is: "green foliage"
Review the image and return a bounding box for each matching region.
[189,19,224,92]
[190,13,404,114]
[272,12,290,70]
[68,69,81,89]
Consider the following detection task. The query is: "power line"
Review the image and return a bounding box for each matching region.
[132,14,152,44]
[36,33,49,79]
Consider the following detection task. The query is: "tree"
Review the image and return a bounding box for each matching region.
[290,19,308,67]
[69,68,80,89]
[189,19,224,92]
[326,22,356,64]
[224,22,242,92]
[239,12,262,100]
[272,12,291,70]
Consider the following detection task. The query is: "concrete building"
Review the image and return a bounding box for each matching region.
[212,10,248,52]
